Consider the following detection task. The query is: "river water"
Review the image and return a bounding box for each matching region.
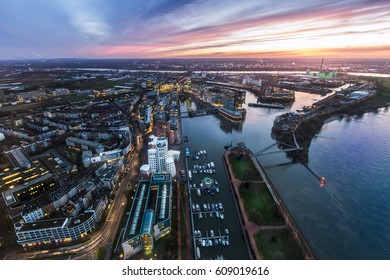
[181,91,390,260]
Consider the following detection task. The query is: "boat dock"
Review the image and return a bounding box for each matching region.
[248,102,285,109]
[185,146,235,260]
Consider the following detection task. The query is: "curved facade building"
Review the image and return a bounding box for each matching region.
[165,156,176,177]
[141,209,155,251]
[147,137,168,173]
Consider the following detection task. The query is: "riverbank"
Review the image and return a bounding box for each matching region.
[224,146,314,259]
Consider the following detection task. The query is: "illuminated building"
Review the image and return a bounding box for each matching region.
[121,173,173,259]
[141,210,154,251]
[234,90,246,110]
[159,83,175,93]
[146,79,154,91]
[15,197,107,247]
[147,136,168,173]
[183,78,192,94]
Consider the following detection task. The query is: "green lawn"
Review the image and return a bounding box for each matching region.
[254,229,304,260]
[228,153,262,181]
[377,78,390,97]
[239,182,285,226]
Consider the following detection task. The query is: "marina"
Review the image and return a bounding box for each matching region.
[185,145,249,260]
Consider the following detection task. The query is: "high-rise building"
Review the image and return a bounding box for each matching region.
[148,136,168,173]
[147,136,178,177]
[234,90,246,110]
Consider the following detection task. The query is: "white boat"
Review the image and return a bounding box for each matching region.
[196,247,201,259]
[195,204,200,212]
[220,212,224,220]
[215,203,219,211]
[202,240,206,247]
[225,228,229,235]
[198,212,202,218]
[225,237,230,246]
[210,230,214,237]
[192,204,195,212]
[203,203,207,211]
[209,239,213,246]
[210,162,215,168]
[218,202,223,210]
[216,211,220,218]
[197,189,201,197]
[207,203,211,211]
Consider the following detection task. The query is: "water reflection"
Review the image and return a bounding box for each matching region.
[181,90,390,259]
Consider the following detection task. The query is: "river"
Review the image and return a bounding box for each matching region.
[181,91,390,260]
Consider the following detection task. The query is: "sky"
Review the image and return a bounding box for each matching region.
[0,0,389,59]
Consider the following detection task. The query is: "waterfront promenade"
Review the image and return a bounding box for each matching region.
[224,146,314,260]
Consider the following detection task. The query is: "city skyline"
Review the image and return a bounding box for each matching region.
[1,0,389,60]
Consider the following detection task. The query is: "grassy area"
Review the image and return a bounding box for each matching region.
[377,78,390,97]
[254,229,304,260]
[228,153,262,181]
[239,182,285,226]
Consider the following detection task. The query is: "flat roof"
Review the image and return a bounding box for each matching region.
[67,211,94,228]
[18,217,67,232]
[66,137,103,149]
[2,173,53,205]
[122,174,172,242]
[123,181,151,240]
[5,148,33,169]
[141,210,154,235]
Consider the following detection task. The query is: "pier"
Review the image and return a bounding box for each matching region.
[181,108,219,118]
[248,102,285,109]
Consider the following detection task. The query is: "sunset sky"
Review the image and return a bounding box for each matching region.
[0,0,389,59]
